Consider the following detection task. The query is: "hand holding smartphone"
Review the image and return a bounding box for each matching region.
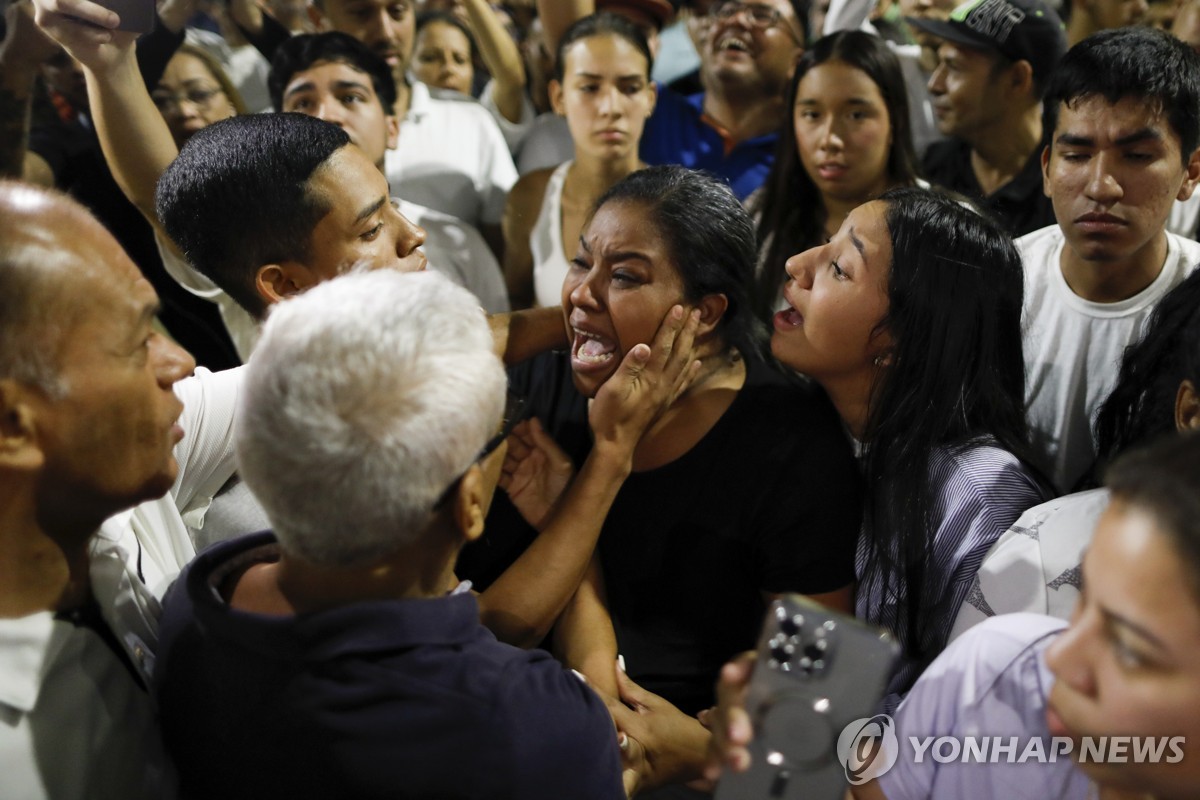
[714,595,899,800]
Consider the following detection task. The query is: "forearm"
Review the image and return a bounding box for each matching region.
[0,56,38,179]
[84,46,178,229]
[554,556,620,696]
[488,305,567,365]
[232,5,289,63]
[460,0,526,123]
[503,253,535,310]
[501,205,535,309]
[479,446,631,648]
[154,0,193,34]
[227,0,265,38]
[536,0,593,55]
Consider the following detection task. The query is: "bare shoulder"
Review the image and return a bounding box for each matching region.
[509,167,555,208]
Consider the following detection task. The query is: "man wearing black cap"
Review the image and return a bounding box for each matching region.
[912,0,1067,236]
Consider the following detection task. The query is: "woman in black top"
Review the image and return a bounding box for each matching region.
[462,166,862,791]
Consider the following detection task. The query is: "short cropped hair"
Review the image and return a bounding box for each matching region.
[156,113,350,319]
[1045,27,1200,161]
[269,32,398,116]
[236,270,506,567]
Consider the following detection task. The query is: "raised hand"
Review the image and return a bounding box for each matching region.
[1,1,62,70]
[30,0,136,71]
[499,418,576,530]
[589,304,701,456]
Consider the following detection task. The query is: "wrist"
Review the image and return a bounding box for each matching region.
[80,42,137,81]
[655,723,711,788]
[585,438,635,477]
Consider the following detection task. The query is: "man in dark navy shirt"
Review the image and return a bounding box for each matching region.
[153,269,702,799]
[154,272,615,799]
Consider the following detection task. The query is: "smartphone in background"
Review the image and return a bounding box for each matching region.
[91,0,154,34]
[714,595,900,800]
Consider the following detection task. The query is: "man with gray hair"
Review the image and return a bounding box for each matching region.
[153,270,690,798]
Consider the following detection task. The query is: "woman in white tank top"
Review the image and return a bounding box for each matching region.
[501,13,656,310]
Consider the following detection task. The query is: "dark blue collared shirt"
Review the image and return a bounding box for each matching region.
[155,532,624,800]
[640,88,778,201]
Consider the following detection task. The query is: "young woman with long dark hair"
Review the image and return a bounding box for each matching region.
[751,30,921,320]
[772,187,1050,706]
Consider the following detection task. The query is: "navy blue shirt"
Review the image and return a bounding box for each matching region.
[155,532,625,800]
[922,137,1055,237]
[639,88,778,201]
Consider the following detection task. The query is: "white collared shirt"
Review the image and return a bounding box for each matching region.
[0,366,242,799]
[385,81,517,229]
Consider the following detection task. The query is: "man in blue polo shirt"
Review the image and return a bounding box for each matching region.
[640,0,806,199]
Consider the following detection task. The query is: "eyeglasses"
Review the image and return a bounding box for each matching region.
[711,1,787,28]
[479,392,527,461]
[434,391,528,510]
[150,86,225,113]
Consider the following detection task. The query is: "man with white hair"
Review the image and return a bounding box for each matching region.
[153,271,683,798]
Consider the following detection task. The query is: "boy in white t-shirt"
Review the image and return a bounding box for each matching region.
[1021,27,1200,492]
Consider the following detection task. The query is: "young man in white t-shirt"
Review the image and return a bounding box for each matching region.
[1021,27,1200,492]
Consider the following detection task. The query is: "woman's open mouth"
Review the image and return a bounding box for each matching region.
[571,328,618,370]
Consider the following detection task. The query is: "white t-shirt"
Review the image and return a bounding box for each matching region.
[0,366,241,800]
[950,488,1109,642]
[531,160,573,309]
[385,81,517,229]
[1020,225,1200,491]
[516,113,572,176]
[404,199,510,314]
[156,234,259,363]
[479,78,535,156]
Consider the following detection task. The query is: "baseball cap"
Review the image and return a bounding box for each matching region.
[597,0,678,30]
[908,0,1067,83]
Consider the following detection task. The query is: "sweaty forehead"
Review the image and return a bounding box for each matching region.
[327,0,412,18]
[288,59,376,92]
[1056,95,1176,144]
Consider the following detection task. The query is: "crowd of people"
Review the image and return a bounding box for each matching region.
[2,0,1200,798]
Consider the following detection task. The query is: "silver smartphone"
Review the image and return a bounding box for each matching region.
[714,595,900,800]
